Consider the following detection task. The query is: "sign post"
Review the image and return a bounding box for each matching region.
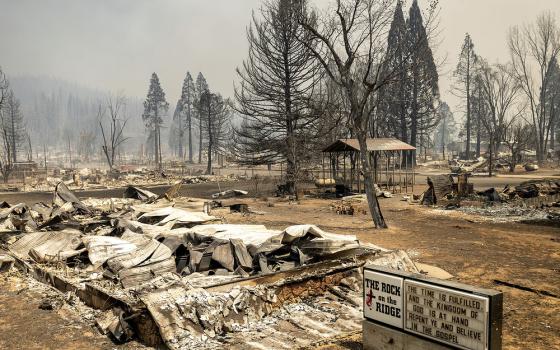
[363,266,502,350]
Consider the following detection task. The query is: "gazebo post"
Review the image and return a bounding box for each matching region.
[343,151,347,188]
[392,151,396,193]
[412,152,415,193]
[350,152,354,192]
[405,151,409,193]
[322,153,325,184]
[399,150,403,193]
[328,152,331,182]
[385,151,389,190]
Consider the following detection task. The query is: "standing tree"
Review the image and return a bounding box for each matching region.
[168,109,184,157]
[470,73,489,158]
[0,68,10,181]
[99,95,129,171]
[0,67,8,111]
[509,12,560,164]
[452,33,477,159]
[78,129,96,162]
[434,102,456,158]
[234,0,322,195]
[407,0,440,163]
[182,72,196,163]
[544,58,560,152]
[502,121,535,172]
[0,89,27,182]
[169,73,196,160]
[299,0,437,228]
[142,73,169,170]
[197,91,231,174]
[478,62,522,177]
[2,90,27,164]
[194,73,209,164]
[377,1,410,142]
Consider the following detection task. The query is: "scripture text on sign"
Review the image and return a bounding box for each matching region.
[404,280,489,350]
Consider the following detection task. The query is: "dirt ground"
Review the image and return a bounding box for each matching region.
[219,197,560,350]
[0,271,147,350]
[0,177,558,349]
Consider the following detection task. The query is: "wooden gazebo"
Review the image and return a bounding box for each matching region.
[321,138,416,193]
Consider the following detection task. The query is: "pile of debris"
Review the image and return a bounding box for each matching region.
[22,167,242,192]
[0,181,415,348]
[414,176,560,223]
[449,157,488,174]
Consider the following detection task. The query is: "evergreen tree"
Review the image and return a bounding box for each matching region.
[194,73,208,164]
[182,72,196,163]
[407,0,439,162]
[469,72,488,157]
[433,102,456,158]
[1,90,27,164]
[169,72,196,160]
[233,0,321,194]
[453,33,477,159]
[197,91,230,174]
[378,1,410,141]
[169,107,183,157]
[142,73,168,170]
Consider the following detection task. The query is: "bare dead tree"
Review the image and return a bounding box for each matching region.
[478,61,522,176]
[0,70,13,182]
[25,133,32,162]
[0,67,8,111]
[78,129,96,161]
[502,121,535,172]
[2,90,26,164]
[509,11,560,164]
[99,95,129,171]
[197,91,231,175]
[545,58,560,151]
[299,0,436,228]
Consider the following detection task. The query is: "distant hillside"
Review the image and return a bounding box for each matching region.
[8,75,145,154]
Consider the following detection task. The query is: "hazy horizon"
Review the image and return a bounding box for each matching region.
[1,0,559,117]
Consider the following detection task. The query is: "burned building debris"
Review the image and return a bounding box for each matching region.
[0,182,418,349]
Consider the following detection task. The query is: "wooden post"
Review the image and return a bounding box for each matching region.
[385,151,389,190]
[329,152,332,182]
[350,153,354,192]
[322,153,325,184]
[343,151,347,186]
[412,151,415,193]
[392,151,396,193]
[405,151,409,193]
[399,150,403,193]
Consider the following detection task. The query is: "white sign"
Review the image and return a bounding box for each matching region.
[404,280,489,350]
[363,270,404,328]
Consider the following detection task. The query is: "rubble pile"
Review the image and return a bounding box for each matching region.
[21,167,242,192]
[449,157,488,174]
[415,176,560,223]
[0,181,415,348]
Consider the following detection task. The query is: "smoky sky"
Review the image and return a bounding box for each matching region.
[0,0,559,113]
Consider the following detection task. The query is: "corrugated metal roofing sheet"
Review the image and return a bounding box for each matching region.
[322,138,416,152]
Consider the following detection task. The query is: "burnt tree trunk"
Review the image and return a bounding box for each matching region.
[356,131,387,229]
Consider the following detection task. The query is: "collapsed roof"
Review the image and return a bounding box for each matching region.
[1,182,418,349]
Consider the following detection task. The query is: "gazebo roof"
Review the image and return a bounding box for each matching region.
[322,138,416,153]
